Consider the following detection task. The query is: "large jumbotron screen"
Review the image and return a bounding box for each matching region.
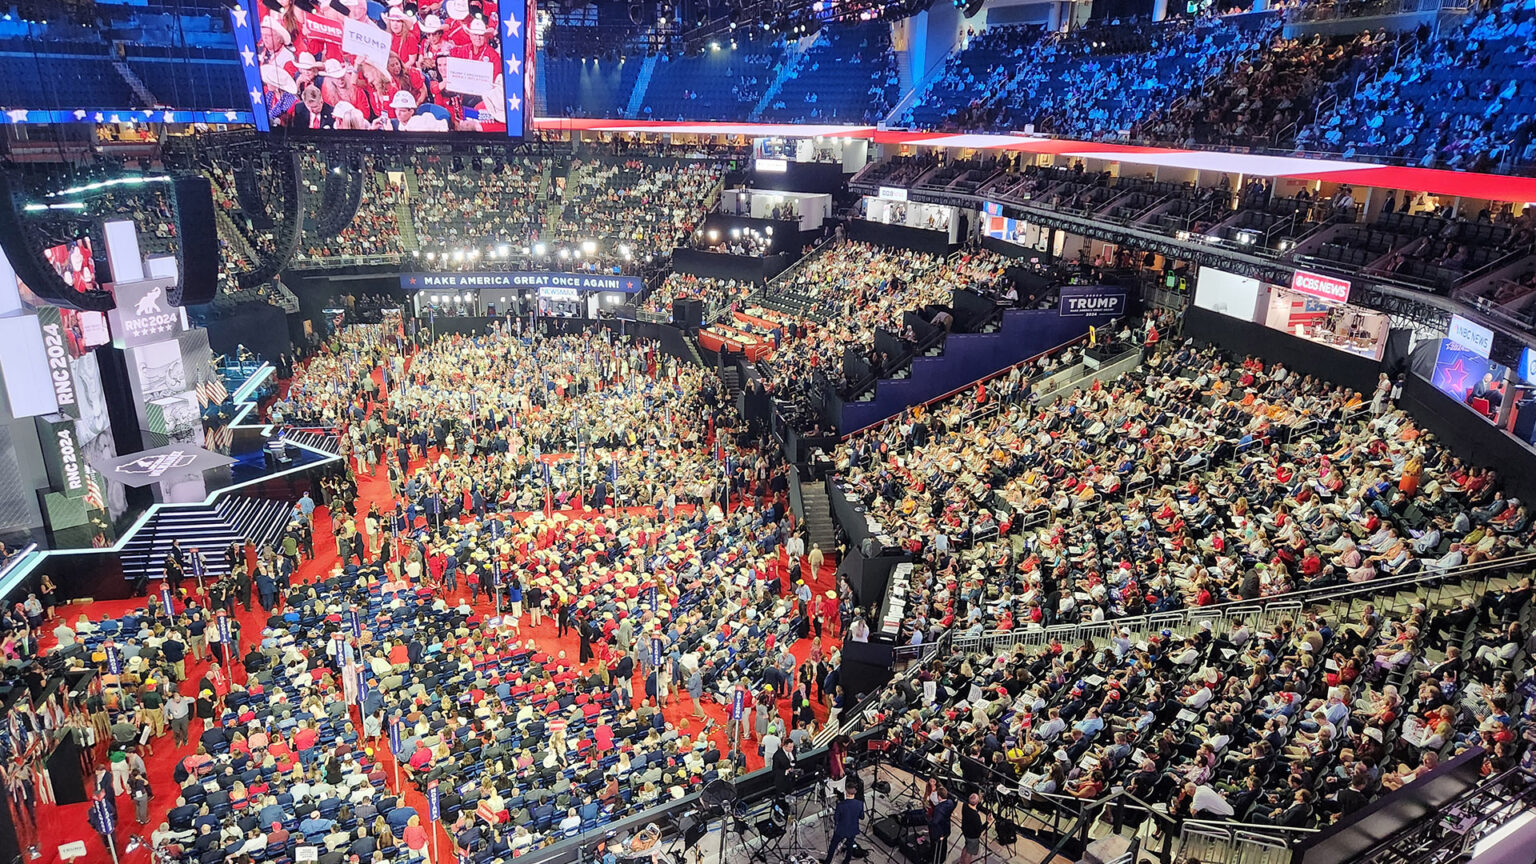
[230,0,532,136]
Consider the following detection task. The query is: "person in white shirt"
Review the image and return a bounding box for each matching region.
[849,618,870,643]
[559,809,582,833]
[1187,783,1235,817]
[762,727,782,765]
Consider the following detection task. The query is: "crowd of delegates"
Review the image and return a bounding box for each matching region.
[870,573,1534,829]
[41,315,854,863]
[1297,2,1536,168]
[830,335,1528,642]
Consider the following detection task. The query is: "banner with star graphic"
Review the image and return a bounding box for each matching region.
[1431,336,1509,423]
[229,0,527,137]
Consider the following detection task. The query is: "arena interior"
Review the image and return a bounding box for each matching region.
[1,1,1536,864]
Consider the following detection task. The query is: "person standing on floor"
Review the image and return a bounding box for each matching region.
[807,543,824,579]
[825,783,864,864]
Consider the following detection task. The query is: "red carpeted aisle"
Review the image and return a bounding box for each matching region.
[28,360,841,864]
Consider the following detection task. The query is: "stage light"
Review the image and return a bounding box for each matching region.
[522,246,531,255]
[426,251,436,260]
[582,240,597,254]
[453,250,464,262]
[412,250,419,257]
[432,295,442,303]
[534,242,547,256]
[765,226,773,236]
[498,244,510,257]
[708,229,719,241]
[559,248,570,259]
[710,41,719,51]
[730,228,741,239]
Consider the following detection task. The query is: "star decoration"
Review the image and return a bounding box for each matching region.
[94,112,105,122]
[72,109,86,120]
[250,87,264,104]
[5,109,26,122]
[242,47,256,67]
[1438,357,1470,395]
[230,3,248,27]
[503,14,521,37]
[505,55,521,74]
[507,93,521,112]
[164,111,176,122]
[224,111,238,121]
[109,114,121,123]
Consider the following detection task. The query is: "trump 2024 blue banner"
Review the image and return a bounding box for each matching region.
[1058,285,1128,318]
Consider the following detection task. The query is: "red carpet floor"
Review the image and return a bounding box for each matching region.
[28,365,841,864]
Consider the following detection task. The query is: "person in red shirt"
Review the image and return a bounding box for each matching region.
[384,7,420,66]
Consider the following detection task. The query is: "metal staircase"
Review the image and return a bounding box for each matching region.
[623,53,660,119]
[110,53,158,107]
[797,480,838,562]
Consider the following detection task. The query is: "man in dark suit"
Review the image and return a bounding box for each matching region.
[825,784,864,864]
[290,86,334,130]
[772,739,798,800]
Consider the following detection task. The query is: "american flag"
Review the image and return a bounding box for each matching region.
[196,375,230,408]
[1285,296,1332,327]
[205,422,234,453]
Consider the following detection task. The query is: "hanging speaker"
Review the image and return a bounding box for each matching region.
[170,175,217,307]
[0,174,114,311]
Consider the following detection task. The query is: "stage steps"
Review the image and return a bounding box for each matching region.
[120,505,244,586]
[798,481,839,564]
[283,429,342,456]
[214,496,294,550]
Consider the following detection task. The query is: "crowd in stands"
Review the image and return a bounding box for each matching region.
[643,273,759,318]
[297,155,406,260]
[411,155,546,260]
[832,334,1527,643]
[903,17,1281,142]
[870,568,1533,829]
[760,22,901,124]
[760,242,1011,402]
[1297,1,1536,169]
